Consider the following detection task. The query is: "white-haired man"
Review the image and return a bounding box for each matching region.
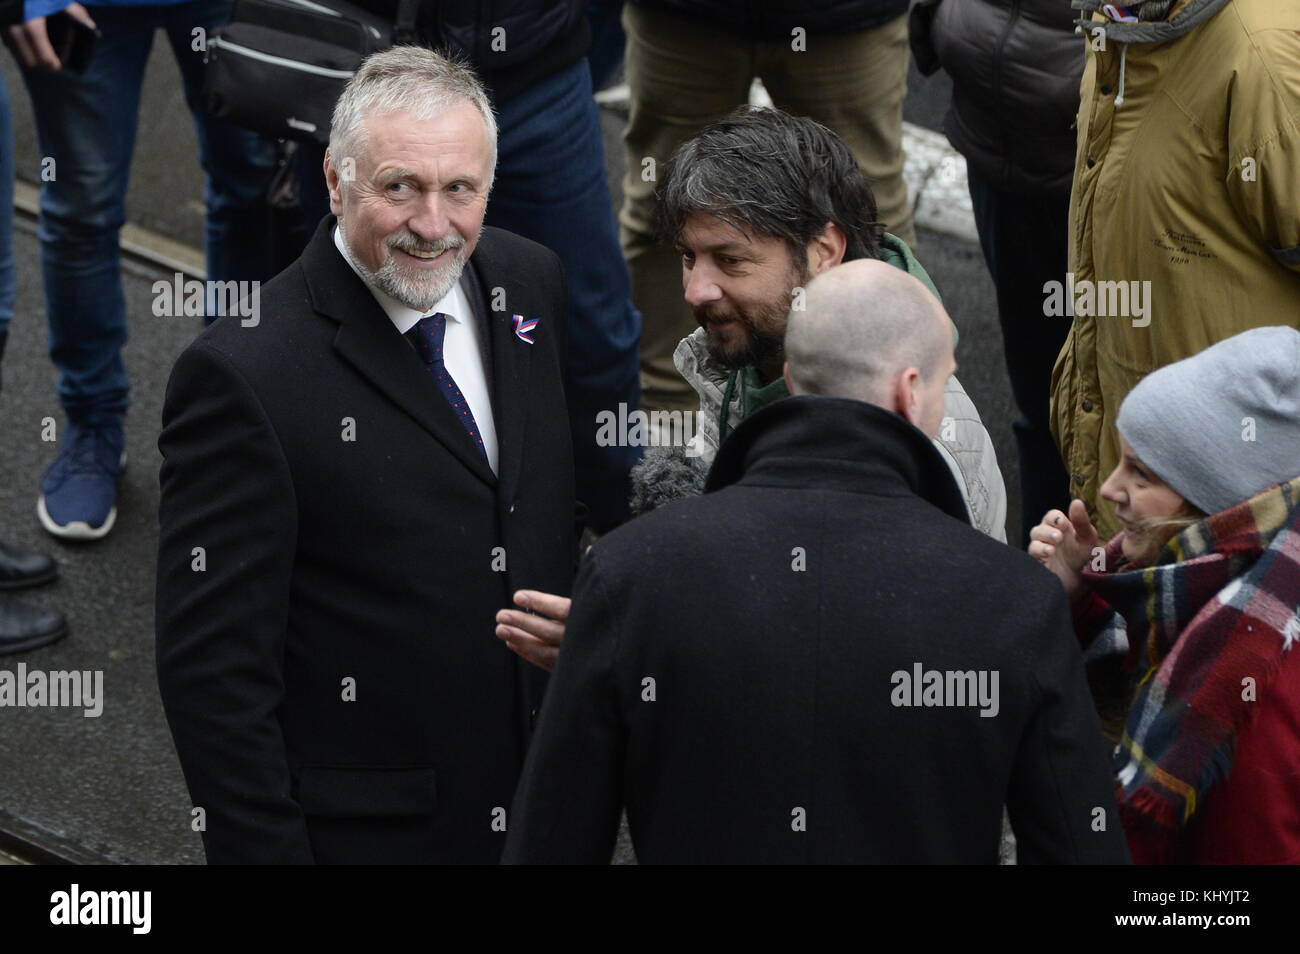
[155,47,576,864]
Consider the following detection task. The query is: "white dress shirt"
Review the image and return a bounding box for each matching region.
[334,225,499,474]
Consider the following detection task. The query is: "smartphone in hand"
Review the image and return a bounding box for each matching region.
[45,10,99,73]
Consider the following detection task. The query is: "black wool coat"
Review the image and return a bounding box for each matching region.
[156,216,575,864]
[503,396,1128,864]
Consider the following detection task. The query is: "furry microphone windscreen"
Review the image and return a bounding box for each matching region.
[628,446,708,516]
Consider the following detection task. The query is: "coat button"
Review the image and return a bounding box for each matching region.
[1074,473,1086,486]
[1086,157,1097,168]
[509,502,516,514]
[1101,84,1112,95]
[1082,399,1094,412]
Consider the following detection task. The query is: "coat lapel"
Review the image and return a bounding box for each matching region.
[470,229,536,507]
[304,217,498,488]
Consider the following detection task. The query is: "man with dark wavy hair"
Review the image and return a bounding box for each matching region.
[620,0,917,417]
[654,107,1006,541]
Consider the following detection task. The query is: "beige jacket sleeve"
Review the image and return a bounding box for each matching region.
[933,375,1008,543]
[1224,25,1300,273]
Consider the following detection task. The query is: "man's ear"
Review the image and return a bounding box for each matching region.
[782,361,795,395]
[807,222,848,275]
[892,367,924,428]
[324,149,344,217]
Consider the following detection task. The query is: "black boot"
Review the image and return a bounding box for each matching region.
[0,595,67,654]
[0,539,59,589]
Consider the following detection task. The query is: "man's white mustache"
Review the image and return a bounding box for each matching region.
[388,235,465,256]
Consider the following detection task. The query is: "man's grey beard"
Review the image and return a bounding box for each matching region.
[1126,0,1177,21]
[339,222,471,312]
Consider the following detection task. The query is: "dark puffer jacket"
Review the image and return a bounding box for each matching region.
[629,0,908,38]
[362,0,589,102]
[911,0,1083,193]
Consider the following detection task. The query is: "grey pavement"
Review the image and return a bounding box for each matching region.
[0,49,1014,864]
[1,220,205,864]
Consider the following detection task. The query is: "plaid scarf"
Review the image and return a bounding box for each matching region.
[1081,476,1300,844]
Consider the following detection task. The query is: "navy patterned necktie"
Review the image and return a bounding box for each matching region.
[405,312,487,460]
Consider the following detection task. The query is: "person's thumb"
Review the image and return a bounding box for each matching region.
[1068,498,1098,546]
[66,3,98,28]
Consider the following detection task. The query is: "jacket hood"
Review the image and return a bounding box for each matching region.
[877,233,958,348]
[704,395,970,525]
[1072,0,1231,44]
[878,231,930,283]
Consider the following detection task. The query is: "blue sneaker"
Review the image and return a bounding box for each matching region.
[37,420,127,541]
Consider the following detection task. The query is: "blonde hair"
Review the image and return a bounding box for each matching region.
[1124,502,1208,565]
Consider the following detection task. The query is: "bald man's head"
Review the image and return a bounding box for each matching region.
[784,260,956,437]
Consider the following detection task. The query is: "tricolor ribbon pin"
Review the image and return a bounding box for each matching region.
[512,314,539,344]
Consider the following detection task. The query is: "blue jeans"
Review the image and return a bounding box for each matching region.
[0,73,15,339]
[586,0,626,91]
[296,61,642,531]
[20,0,279,424]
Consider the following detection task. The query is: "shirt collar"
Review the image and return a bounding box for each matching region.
[333,223,470,335]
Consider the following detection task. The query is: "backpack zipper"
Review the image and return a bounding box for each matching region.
[208,37,357,78]
[274,0,384,41]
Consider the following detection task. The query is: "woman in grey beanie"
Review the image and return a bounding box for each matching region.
[1029,325,1300,865]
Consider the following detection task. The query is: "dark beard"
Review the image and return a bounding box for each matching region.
[702,319,785,372]
[696,264,808,372]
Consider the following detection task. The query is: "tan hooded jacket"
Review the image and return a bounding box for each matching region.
[1053,0,1300,537]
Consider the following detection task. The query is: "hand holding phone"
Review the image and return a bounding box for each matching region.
[4,3,98,73]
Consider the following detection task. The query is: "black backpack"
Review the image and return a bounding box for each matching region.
[202,0,421,146]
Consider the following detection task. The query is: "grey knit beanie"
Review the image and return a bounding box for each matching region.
[1116,326,1300,516]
